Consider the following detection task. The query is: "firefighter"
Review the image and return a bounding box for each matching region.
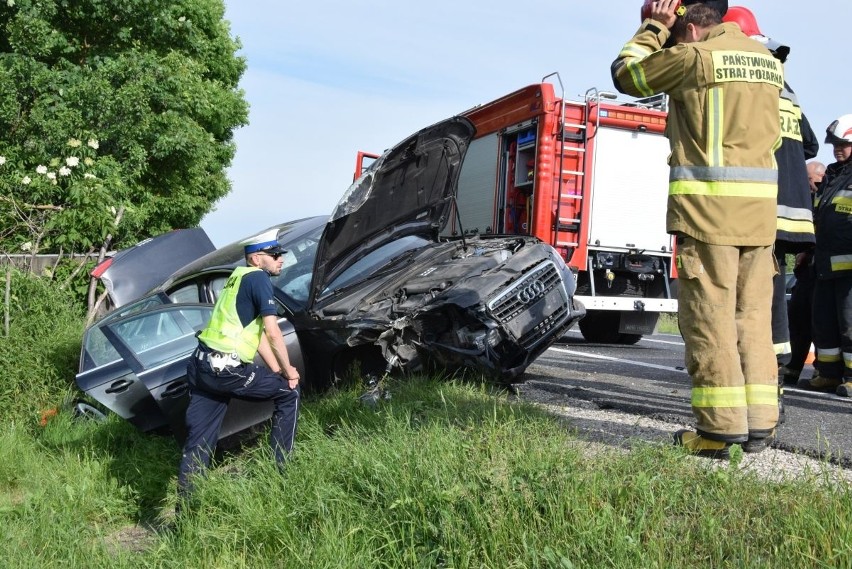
[799,116,852,396]
[177,230,301,503]
[613,0,781,457]
[722,6,818,419]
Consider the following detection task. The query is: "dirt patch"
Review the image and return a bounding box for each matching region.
[104,524,158,555]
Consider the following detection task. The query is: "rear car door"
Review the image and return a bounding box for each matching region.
[76,304,213,435]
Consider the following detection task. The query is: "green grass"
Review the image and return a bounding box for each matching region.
[3,271,852,568]
[0,269,85,425]
[657,312,680,335]
[3,378,852,568]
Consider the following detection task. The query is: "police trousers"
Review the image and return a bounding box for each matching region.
[177,347,300,497]
[812,275,852,381]
[676,236,778,442]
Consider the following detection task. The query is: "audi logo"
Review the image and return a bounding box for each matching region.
[515,279,546,304]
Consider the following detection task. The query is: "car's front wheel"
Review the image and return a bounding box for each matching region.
[72,401,107,422]
[332,346,387,388]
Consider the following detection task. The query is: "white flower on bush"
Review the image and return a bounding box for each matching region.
[67,138,82,148]
[21,176,31,185]
[36,165,47,174]
[46,172,56,180]
[84,172,96,179]
[87,138,99,149]
[59,166,71,176]
[0,156,6,166]
[84,157,94,166]
[21,241,31,252]
[65,156,80,167]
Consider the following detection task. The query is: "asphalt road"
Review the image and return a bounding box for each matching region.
[522,329,852,467]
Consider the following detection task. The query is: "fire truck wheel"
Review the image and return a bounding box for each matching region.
[618,333,643,345]
[578,311,622,344]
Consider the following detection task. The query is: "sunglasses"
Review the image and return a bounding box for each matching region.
[259,251,283,260]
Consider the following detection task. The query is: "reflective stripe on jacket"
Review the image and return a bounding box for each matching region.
[198,266,264,362]
[611,21,782,246]
[814,160,852,279]
[775,81,817,248]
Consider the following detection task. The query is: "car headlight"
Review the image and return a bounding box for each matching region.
[486,328,501,348]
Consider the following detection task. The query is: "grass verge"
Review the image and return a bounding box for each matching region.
[2,377,852,568]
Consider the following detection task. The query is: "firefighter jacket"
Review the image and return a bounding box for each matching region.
[611,21,782,246]
[813,159,852,279]
[198,266,264,363]
[775,81,818,250]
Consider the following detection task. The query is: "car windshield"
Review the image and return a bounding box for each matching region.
[270,224,324,309]
[270,227,430,308]
[322,235,430,296]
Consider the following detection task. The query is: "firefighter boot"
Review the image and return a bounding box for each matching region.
[778,365,801,385]
[797,371,841,392]
[836,381,852,398]
[673,430,731,460]
[742,429,776,454]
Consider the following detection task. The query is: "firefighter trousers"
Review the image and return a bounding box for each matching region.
[676,236,778,442]
[787,262,816,373]
[812,275,852,381]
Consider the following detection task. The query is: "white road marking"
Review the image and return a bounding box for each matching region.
[547,346,688,374]
[549,343,851,402]
[639,337,685,346]
[564,329,684,346]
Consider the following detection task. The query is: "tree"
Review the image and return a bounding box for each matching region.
[0,0,248,256]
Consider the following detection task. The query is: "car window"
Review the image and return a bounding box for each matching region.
[106,305,213,369]
[168,282,200,303]
[323,235,430,295]
[81,293,171,370]
[83,326,122,369]
[270,225,323,309]
[209,275,228,301]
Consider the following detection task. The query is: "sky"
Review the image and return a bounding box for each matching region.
[200,0,852,247]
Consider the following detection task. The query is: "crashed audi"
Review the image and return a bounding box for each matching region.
[75,117,585,436]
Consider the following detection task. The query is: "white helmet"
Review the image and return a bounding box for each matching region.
[825,114,852,145]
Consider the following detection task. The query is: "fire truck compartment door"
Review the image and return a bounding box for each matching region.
[452,133,500,236]
[589,127,672,252]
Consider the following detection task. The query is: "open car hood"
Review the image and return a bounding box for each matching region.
[309,116,475,306]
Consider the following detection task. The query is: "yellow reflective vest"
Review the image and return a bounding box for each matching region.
[199,266,264,363]
[612,21,782,246]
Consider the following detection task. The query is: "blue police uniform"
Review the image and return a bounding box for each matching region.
[177,249,299,499]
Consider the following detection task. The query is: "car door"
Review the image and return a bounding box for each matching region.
[167,270,307,381]
[76,304,213,434]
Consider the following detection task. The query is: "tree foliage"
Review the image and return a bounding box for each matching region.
[0,0,248,254]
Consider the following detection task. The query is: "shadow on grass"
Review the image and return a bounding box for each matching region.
[37,373,562,527]
[39,414,181,523]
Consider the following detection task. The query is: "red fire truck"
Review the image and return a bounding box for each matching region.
[356,72,678,344]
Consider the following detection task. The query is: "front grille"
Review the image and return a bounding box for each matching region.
[516,303,569,347]
[488,260,570,348]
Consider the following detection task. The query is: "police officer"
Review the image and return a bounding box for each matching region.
[613,0,781,457]
[799,117,852,396]
[177,230,301,500]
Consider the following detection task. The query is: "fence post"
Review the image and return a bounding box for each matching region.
[4,267,10,337]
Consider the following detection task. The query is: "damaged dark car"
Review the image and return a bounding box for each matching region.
[75,117,585,437]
